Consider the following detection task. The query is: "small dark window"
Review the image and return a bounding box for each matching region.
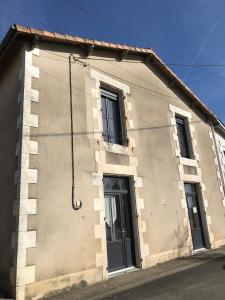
[101,88,126,145]
[176,116,192,158]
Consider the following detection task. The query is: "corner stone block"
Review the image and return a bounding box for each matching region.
[95,224,105,239]
[17,231,36,249]
[16,265,35,286]
[20,168,37,184]
[134,177,143,188]
[92,173,103,186]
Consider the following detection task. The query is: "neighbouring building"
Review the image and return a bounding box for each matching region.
[0,24,225,300]
[214,122,225,194]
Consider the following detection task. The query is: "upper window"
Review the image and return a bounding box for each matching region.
[176,116,192,158]
[101,87,126,145]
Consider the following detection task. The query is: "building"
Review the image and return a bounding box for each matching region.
[0,24,225,300]
[214,122,225,194]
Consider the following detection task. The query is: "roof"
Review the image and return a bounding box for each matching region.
[0,24,223,128]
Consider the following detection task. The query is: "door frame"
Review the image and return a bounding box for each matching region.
[184,182,211,250]
[103,175,142,273]
[195,184,211,249]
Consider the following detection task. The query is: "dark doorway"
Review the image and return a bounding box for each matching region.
[184,183,206,250]
[103,176,136,273]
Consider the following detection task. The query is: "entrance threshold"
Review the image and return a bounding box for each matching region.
[108,266,138,278]
[193,248,207,253]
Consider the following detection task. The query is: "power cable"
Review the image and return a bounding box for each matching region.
[0,0,54,30]
[45,50,225,68]
[64,0,155,48]
[1,0,225,69]
[0,0,184,63]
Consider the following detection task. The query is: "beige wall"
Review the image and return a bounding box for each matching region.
[20,43,225,298]
[0,51,21,295]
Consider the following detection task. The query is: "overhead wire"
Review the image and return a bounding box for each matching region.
[1,0,225,71]
[45,50,225,68]
[0,0,52,29]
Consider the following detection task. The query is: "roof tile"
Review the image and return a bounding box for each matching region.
[102,41,110,47]
[15,24,31,34]
[54,32,66,40]
[117,44,124,50]
[84,38,94,44]
[129,46,136,51]
[43,30,55,38]
[65,35,76,42]
[123,45,129,50]
[109,43,118,49]
[30,28,43,35]
[93,40,102,46]
[74,36,85,43]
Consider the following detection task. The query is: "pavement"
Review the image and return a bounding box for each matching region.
[43,246,225,300]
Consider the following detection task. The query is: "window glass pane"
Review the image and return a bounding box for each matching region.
[176,117,190,158]
[102,117,108,141]
[108,100,121,144]
[105,195,122,241]
[101,96,107,118]
[111,178,120,190]
[103,178,111,190]
[100,89,123,145]
[120,178,128,190]
[101,96,108,141]
[184,183,192,194]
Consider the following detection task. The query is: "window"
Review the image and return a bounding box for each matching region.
[176,116,192,158]
[101,87,126,145]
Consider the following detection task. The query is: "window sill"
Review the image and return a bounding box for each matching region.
[102,141,131,155]
[179,157,198,167]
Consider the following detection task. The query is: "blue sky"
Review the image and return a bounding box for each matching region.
[0,0,224,122]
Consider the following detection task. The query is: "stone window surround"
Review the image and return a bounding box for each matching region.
[90,69,135,155]
[169,103,215,251]
[91,68,150,275]
[214,132,225,200]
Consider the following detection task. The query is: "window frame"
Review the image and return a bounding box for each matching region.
[100,83,127,146]
[175,114,193,159]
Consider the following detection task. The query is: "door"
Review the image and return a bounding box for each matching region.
[104,177,136,273]
[184,183,205,250]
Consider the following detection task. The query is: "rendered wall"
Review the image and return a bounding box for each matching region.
[21,43,225,299]
[0,51,21,296]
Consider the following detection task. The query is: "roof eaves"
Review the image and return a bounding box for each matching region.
[0,24,221,127]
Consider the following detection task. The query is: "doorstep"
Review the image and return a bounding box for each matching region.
[43,246,225,300]
[108,266,138,278]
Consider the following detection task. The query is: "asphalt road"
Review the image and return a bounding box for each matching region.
[104,255,225,300]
